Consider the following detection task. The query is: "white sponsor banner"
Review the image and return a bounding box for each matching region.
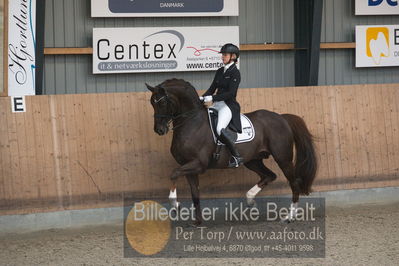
[8,0,36,96]
[356,0,399,15]
[356,25,399,67]
[93,26,239,74]
[91,0,238,17]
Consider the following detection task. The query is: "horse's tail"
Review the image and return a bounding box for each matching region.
[282,114,318,195]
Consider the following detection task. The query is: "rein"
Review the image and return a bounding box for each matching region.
[154,95,201,131]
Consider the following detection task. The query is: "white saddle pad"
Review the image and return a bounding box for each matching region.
[207,109,255,144]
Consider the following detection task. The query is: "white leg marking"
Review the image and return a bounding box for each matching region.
[169,188,180,209]
[284,202,299,222]
[246,184,262,206]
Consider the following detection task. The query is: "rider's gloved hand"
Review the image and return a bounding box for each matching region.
[204,96,213,103]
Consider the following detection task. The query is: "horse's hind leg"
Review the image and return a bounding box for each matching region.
[275,159,301,221]
[245,159,277,187]
[244,159,277,206]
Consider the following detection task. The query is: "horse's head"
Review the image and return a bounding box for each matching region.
[146,83,176,135]
[146,79,203,136]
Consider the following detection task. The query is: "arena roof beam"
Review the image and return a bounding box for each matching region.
[294,0,323,86]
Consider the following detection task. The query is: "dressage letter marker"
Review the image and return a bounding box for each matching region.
[11,96,26,113]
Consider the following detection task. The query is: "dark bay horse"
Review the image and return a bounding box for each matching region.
[146,79,317,224]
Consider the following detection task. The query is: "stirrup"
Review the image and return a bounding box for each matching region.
[228,156,243,168]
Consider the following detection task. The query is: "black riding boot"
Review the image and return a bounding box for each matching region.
[220,128,244,168]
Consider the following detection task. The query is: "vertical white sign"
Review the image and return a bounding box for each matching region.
[8,0,36,96]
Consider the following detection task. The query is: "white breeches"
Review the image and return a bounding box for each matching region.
[211,101,232,136]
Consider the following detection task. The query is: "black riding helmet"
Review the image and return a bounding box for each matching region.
[219,43,240,61]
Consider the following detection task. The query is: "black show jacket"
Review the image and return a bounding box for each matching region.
[202,64,242,133]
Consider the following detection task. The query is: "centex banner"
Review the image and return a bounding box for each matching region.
[93,26,239,74]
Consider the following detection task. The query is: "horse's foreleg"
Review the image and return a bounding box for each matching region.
[168,160,205,214]
[171,159,205,180]
[186,174,202,226]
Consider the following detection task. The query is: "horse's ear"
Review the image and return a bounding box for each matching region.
[145,83,155,92]
[157,85,167,96]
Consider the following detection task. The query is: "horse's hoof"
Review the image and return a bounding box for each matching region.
[280,217,294,224]
[189,220,203,228]
[170,204,181,217]
[246,198,257,208]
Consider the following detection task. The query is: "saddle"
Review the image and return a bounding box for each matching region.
[207,108,255,165]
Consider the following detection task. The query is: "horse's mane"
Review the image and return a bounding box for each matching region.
[159,78,200,101]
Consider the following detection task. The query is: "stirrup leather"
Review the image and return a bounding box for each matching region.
[212,142,223,161]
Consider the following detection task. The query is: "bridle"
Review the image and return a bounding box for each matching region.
[153,92,200,131]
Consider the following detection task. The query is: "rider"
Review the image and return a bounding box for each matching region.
[200,43,244,168]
